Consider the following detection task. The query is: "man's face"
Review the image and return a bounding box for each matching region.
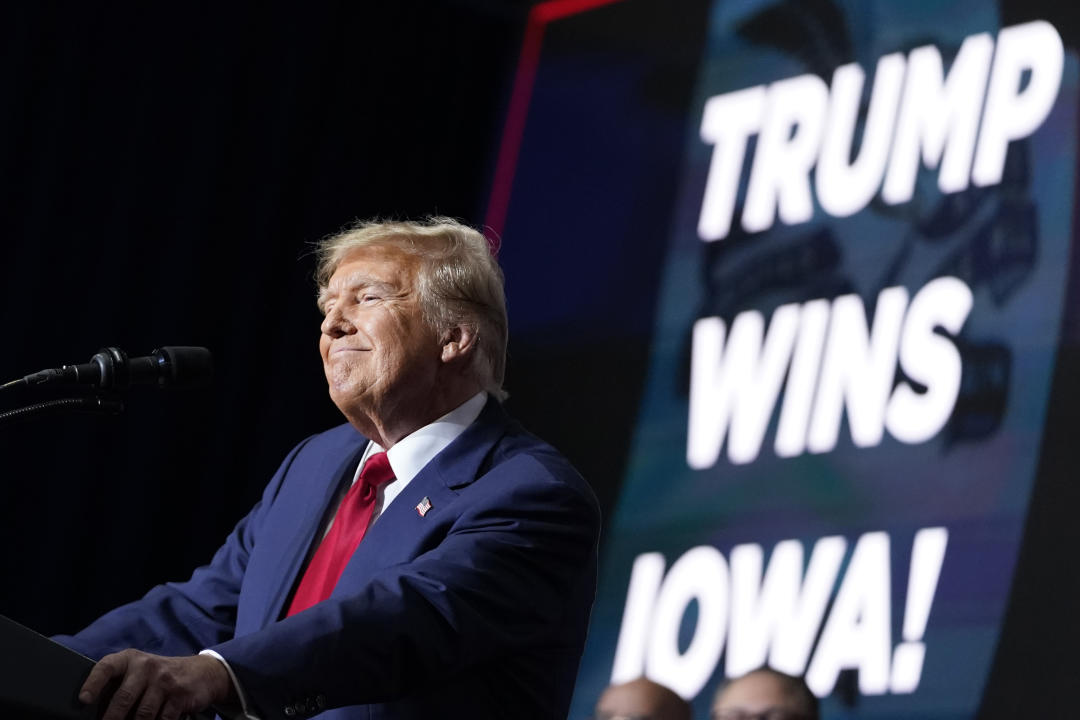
[318,244,442,423]
[594,679,687,720]
[711,672,809,720]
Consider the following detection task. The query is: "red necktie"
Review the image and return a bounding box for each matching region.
[286,452,396,616]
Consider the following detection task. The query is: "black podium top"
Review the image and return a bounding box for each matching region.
[0,614,95,719]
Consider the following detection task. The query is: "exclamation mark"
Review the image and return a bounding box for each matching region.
[890,527,948,693]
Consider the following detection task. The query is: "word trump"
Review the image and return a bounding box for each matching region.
[610,529,948,699]
[688,277,972,468]
[697,20,1064,241]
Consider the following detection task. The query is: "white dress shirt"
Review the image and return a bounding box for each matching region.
[203,391,488,720]
[341,390,487,531]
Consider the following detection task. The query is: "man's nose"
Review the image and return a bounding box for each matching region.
[320,306,353,338]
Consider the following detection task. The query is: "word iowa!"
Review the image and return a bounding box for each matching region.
[697,20,1064,241]
[610,529,948,699]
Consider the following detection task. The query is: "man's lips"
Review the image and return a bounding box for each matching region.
[330,346,369,356]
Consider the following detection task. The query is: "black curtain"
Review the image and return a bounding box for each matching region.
[0,1,530,635]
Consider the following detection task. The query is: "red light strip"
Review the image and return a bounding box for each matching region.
[483,0,627,248]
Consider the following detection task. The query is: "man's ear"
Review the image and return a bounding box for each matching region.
[441,324,478,364]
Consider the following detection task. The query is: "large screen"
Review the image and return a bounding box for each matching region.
[491,0,1080,717]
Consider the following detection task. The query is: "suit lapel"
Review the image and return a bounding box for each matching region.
[423,397,514,490]
[258,436,369,627]
[335,398,512,585]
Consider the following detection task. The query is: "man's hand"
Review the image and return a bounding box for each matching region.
[78,650,236,720]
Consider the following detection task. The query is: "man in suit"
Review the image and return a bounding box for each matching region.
[57,218,601,720]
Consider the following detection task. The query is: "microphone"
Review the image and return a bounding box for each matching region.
[21,346,213,390]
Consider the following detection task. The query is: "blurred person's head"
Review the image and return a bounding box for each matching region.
[710,668,818,720]
[594,677,692,720]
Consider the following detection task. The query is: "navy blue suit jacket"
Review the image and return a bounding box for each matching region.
[56,399,601,719]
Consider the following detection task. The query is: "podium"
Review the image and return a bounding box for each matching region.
[0,615,95,719]
[0,615,219,719]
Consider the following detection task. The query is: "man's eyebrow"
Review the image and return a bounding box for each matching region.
[337,273,396,294]
[318,274,398,310]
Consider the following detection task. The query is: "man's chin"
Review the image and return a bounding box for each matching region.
[328,382,374,414]
[325,361,363,388]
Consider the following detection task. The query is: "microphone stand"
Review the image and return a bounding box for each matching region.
[0,353,213,719]
[0,394,124,428]
[0,370,125,428]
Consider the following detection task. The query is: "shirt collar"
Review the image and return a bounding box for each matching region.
[364,391,488,485]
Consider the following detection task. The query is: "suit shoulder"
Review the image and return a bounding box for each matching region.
[268,423,366,484]
[298,422,367,453]
[487,420,599,513]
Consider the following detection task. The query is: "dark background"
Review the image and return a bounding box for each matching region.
[0,0,671,643]
[0,0,546,634]
[1,1,1079,717]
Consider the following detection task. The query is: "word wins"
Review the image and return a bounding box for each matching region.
[687,277,972,468]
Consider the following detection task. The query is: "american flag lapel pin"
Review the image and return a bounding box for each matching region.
[415,496,433,517]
